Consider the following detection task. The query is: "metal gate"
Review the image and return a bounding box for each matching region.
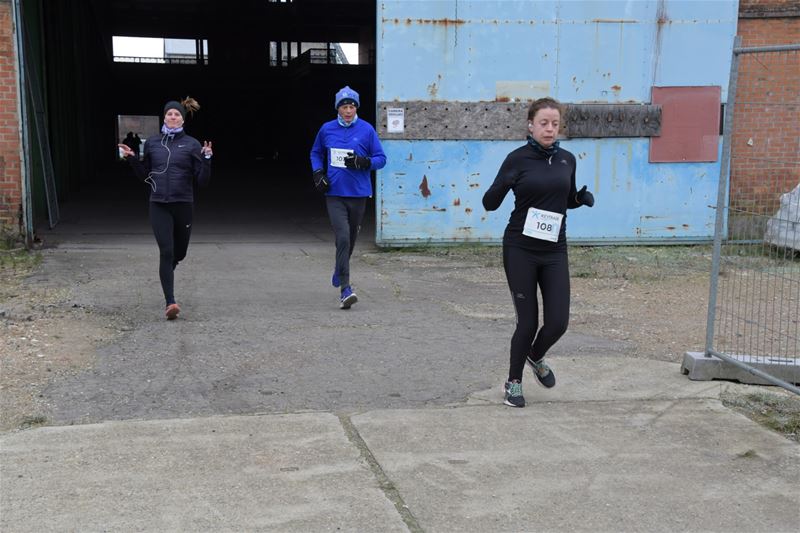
[683,38,800,394]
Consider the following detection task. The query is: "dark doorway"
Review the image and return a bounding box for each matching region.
[25,0,377,239]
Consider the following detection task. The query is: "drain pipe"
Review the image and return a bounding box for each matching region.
[11,0,33,248]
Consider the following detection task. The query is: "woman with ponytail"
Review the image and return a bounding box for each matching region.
[482,97,595,407]
[118,96,213,320]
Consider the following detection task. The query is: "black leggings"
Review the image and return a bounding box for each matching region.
[503,245,570,382]
[326,196,367,289]
[149,201,193,306]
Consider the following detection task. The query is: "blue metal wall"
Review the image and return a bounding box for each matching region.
[375,0,740,245]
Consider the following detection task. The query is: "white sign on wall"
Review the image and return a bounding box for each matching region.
[386,107,404,133]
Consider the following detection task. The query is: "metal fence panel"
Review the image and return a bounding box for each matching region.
[687,40,800,393]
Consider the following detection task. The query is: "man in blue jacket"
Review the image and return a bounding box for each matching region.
[310,86,387,309]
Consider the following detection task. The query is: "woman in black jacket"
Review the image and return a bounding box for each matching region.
[119,96,213,320]
[482,97,594,407]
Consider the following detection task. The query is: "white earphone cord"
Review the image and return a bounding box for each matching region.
[145,134,172,192]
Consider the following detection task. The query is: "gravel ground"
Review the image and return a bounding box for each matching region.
[1,244,797,439]
[1,249,125,431]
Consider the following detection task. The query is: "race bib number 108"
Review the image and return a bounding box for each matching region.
[522,207,563,242]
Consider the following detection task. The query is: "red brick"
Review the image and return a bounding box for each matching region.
[0,0,21,232]
[730,8,798,218]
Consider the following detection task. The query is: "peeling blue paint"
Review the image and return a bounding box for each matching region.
[377,139,724,245]
[375,0,739,245]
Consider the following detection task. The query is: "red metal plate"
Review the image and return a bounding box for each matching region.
[649,86,721,163]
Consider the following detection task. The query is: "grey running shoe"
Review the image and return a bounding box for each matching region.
[527,356,556,388]
[503,380,525,407]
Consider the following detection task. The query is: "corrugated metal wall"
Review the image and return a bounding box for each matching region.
[375,0,740,245]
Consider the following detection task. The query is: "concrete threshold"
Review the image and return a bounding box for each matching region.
[2,359,798,532]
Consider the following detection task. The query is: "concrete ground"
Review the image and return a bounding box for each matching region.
[2,172,799,532]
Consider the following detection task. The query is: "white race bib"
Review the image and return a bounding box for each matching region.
[522,207,563,242]
[330,147,350,168]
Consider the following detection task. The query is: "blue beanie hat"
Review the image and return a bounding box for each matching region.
[335,86,360,109]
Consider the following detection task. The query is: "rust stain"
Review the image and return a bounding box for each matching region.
[404,18,467,26]
[465,208,473,214]
[419,175,431,198]
[611,85,622,91]
[657,7,669,25]
[666,226,676,230]
[453,198,461,206]
[427,74,442,98]
[652,0,668,83]
[496,96,511,102]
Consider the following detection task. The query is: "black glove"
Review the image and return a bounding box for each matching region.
[576,185,594,207]
[312,169,329,193]
[344,152,371,170]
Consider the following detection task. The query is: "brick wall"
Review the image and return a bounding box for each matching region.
[0,0,22,236]
[730,1,800,217]
[739,0,800,18]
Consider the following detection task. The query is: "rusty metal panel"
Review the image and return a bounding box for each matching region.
[377,102,527,141]
[378,1,738,104]
[377,102,661,140]
[649,86,721,163]
[378,141,511,243]
[375,0,739,245]
[563,104,661,138]
[377,138,721,245]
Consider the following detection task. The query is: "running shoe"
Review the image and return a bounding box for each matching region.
[340,286,357,309]
[332,268,340,288]
[503,380,525,407]
[527,355,556,388]
[165,303,180,320]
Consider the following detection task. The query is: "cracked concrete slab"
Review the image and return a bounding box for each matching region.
[1,413,406,532]
[351,400,800,533]
[3,389,798,532]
